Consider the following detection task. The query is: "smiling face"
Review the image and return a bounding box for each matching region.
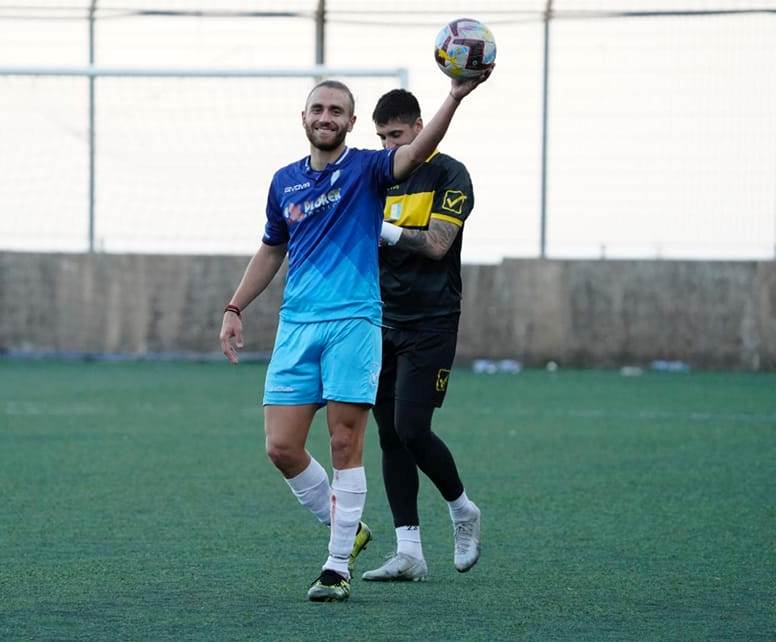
[302,85,356,152]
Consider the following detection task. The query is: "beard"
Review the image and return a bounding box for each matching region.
[304,121,348,152]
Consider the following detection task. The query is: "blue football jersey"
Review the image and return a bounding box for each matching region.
[263,147,396,323]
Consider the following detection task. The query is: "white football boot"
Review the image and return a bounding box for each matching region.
[453,503,481,572]
[362,553,428,582]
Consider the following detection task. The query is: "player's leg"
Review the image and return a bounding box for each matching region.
[393,329,481,572]
[263,319,330,524]
[374,328,421,532]
[394,401,480,571]
[324,400,370,575]
[363,328,428,582]
[373,401,423,557]
[319,317,381,576]
[308,401,370,602]
[308,318,380,601]
[264,404,318,476]
[265,405,331,523]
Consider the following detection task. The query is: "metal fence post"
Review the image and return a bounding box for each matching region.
[88,1,97,253]
[540,0,553,259]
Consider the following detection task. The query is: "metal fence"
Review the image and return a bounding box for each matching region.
[1,1,775,262]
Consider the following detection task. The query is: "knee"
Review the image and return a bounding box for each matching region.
[396,429,426,453]
[327,403,368,467]
[329,421,367,469]
[373,401,402,451]
[265,439,304,476]
[378,429,403,452]
[329,430,354,461]
[394,403,434,451]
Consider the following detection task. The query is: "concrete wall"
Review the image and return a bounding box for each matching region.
[2,252,775,370]
[461,259,776,370]
[0,252,284,357]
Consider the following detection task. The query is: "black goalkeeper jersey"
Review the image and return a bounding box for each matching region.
[379,150,474,331]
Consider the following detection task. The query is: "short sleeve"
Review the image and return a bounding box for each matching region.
[262,178,289,245]
[366,147,397,192]
[430,158,474,227]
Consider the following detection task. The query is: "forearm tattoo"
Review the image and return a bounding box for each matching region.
[395,219,460,260]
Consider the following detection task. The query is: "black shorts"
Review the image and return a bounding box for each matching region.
[376,326,458,408]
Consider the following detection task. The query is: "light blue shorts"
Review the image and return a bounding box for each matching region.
[263,317,382,406]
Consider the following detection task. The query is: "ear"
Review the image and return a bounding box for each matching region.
[415,118,424,134]
[300,110,306,127]
[348,114,357,132]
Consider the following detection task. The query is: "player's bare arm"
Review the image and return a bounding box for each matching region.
[220,241,287,364]
[392,67,494,182]
[391,218,460,261]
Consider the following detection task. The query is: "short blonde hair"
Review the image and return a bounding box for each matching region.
[306,80,355,115]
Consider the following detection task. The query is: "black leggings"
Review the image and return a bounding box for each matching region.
[372,399,464,528]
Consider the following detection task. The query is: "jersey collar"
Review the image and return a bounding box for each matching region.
[304,146,351,173]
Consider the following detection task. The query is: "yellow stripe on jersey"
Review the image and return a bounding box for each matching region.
[430,212,464,227]
[383,192,435,228]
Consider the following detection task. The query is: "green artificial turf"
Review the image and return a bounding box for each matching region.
[1,361,774,641]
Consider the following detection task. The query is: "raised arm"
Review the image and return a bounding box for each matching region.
[219,241,288,363]
[392,67,493,182]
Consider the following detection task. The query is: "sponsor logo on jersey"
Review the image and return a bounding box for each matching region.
[303,188,341,215]
[441,190,466,215]
[284,181,311,194]
[283,188,342,224]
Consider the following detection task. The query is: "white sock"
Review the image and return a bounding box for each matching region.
[324,466,367,579]
[285,457,331,526]
[447,490,477,523]
[396,525,423,560]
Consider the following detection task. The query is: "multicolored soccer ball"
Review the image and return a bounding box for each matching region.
[434,18,496,79]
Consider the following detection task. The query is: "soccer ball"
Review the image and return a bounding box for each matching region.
[434,18,497,79]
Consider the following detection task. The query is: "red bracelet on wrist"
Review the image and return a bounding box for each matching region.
[224,304,241,317]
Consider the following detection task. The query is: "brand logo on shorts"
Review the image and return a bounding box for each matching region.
[267,384,296,392]
[370,362,381,387]
[435,369,451,392]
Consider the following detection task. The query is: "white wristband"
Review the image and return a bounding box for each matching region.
[380,221,403,246]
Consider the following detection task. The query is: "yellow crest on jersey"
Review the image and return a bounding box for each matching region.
[441,190,466,215]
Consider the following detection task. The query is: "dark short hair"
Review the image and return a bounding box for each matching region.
[306,80,355,115]
[372,89,421,126]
